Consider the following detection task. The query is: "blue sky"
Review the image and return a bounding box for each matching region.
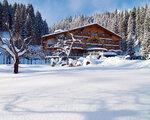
[6,0,150,26]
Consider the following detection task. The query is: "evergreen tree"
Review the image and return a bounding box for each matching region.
[0,0,49,45]
[136,6,148,43]
[127,7,137,58]
[2,0,9,30]
[118,12,124,36]
[21,21,28,39]
[122,11,129,37]
[35,11,43,44]
[8,4,13,29]
[42,20,49,35]
[0,2,3,31]
[20,4,27,38]
[26,4,36,44]
[141,8,150,59]
[112,9,119,34]
[136,7,142,41]
[13,5,21,34]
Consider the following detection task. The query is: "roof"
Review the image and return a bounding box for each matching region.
[42,23,122,39]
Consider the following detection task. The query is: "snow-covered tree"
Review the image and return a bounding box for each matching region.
[26,4,36,43]
[136,5,148,43]
[24,45,45,64]
[127,8,137,58]
[50,33,81,66]
[0,24,31,73]
[0,0,49,45]
[0,2,3,31]
[119,11,129,38]
[42,20,49,35]
[141,7,150,59]
[1,0,9,30]
[34,11,43,44]
[112,9,119,34]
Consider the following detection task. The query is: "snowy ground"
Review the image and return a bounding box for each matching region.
[0,59,150,120]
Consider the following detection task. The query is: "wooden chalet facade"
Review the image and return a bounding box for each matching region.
[42,23,122,57]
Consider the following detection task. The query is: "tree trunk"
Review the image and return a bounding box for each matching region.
[66,41,74,65]
[14,56,19,74]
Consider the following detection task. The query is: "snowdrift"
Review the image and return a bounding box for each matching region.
[0,57,150,120]
[77,56,150,69]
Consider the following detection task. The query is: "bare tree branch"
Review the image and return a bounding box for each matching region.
[18,36,32,54]
[0,22,32,73]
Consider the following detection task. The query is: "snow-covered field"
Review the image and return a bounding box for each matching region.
[0,58,150,120]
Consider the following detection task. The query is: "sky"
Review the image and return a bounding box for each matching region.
[5,0,150,26]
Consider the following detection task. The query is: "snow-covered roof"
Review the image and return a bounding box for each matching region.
[105,44,119,47]
[87,47,108,51]
[72,47,83,50]
[103,51,117,56]
[54,29,64,33]
[42,23,122,39]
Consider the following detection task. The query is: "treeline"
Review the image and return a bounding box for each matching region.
[51,5,150,59]
[0,0,49,45]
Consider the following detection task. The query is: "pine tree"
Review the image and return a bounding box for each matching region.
[118,12,124,36]
[35,11,43,45]
[20,4,27,38]
[21,21,28,39]
[8,4,13,30]
[118,11,129,53]
[123,11,130,37]
[127,7,137,58]
[13,5,21,34]
[112,9,119,34]
[42,20,49,35]
[0,0,49,45]
[2,0,9,30]
[136,6,148,43]
[25,4,36,44]
[0,2,3,31]
[118,12,126,52]
[141,7,150,59]
[136,7,141,41]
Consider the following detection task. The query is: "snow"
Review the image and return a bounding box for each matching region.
[54,29,65,33]
[42,23,122,39]
[18,49,26,56]
[0,32,11,63]
[72,47,83,50]
[87,47,107,51]
[1,44,14,57]
[0,32,10,40]
[0,59,150,120]
[28,45,42,51]
[103,51,117,56]
[134,39,141,56]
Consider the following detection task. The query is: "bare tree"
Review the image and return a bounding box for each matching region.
[0,25,31,74]
[50,33,81,65]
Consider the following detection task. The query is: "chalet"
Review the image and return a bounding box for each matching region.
[42,23,122,58]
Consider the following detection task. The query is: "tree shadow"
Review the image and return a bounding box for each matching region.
[1,76,150,119]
